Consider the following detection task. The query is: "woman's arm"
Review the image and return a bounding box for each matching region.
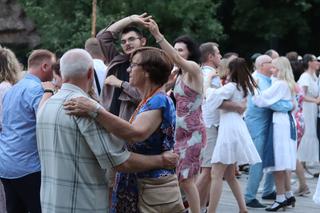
[106,13,151,36]
[253,81,288,107]
[146,19,202,83]
[301,86,320,104]
[64,97,162,143]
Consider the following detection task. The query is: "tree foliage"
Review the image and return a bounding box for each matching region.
[18,0,224,55]
[16,0,320,58]
[229,0,320,54]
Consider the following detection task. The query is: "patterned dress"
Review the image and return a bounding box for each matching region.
[111,92,176,212]
[173,78,206,180]
[293,84,305,147]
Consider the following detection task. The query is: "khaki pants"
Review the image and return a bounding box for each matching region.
[137,175,185,213]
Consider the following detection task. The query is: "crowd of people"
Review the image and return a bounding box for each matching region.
[0,13,320,213]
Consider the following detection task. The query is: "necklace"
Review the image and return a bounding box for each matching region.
[129,86,163,124]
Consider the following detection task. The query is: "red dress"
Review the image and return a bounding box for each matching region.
[173,78,206,180]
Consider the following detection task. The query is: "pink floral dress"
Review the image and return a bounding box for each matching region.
[173,78,206,180]
[294,84,305,147]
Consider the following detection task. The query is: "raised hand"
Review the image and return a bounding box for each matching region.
[145,18,162,39]
[130,13,152,26]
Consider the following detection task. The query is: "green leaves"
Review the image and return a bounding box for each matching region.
[18,0,224,55]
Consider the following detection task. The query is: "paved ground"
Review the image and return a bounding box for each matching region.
[216,165,320,212]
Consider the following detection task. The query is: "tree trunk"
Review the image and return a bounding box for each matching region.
[91,0,97,37]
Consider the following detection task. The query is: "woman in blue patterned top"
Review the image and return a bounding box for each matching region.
[64,47,184,213]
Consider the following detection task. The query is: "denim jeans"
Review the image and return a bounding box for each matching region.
[245,134,274,203]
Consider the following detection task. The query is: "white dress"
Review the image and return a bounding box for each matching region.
[297,72,319,162]
[253,79,297,172]
[314,177,320,205]
[207,82,261,165]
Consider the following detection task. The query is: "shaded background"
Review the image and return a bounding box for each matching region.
[1,0,320,64]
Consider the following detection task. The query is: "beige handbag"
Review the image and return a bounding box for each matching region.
[137,175,184,213]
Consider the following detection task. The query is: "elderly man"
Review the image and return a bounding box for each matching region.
[244,55,293,208]
[36,49,177,213]
[0,49,55,213]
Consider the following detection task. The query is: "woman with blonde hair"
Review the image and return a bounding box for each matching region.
[0,47,21,213]
[217,58,229,85]
[253,57,297,211]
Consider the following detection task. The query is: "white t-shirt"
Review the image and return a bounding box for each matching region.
[93,59,107,97]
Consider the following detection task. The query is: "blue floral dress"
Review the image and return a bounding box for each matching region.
[111,92,176,213]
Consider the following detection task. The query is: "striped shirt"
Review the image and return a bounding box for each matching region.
[36,83,130,213]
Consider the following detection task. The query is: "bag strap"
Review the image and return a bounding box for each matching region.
[94,69,101,95]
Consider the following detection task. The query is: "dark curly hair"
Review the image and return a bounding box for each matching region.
[173,35,200,63]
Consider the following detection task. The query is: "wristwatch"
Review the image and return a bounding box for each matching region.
[88,103,102,119]
[44,88,55,95]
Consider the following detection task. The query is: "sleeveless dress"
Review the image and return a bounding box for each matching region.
[207,82,261,165]
[111,92,176,212]
[173,78,206,180]
[293,84,305,147]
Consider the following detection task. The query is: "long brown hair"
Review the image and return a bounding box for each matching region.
[228,58,257,97]
[0,47,21,84]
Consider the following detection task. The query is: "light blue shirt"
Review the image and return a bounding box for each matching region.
[245,72,293,139]
[0,73,43,178]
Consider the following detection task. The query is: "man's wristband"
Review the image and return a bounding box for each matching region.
[44,88,55,95]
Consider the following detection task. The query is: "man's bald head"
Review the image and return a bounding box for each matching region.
[60,48,93,79]
[255,55,273,76]
[85,38,104,60]
[255,55,272,69]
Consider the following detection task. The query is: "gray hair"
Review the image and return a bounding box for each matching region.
[60,48,93,79]
[255,55,272,70]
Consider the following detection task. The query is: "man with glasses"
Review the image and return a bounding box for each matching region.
[96,14,149,200]
[97,14,150,121]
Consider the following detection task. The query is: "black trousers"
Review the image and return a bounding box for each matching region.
[1,172,41,213]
